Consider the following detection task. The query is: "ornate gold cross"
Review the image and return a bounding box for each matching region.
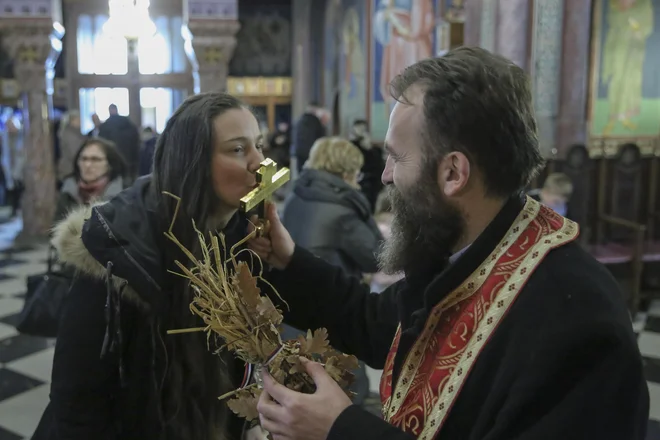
[18,46,40,64]
[204,47,223,65]
[240,158,290,235]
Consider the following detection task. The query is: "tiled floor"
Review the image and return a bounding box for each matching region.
[0,213,659,439]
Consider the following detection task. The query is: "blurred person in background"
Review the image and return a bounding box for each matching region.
[138,126,158,177]
[98,104,140,183]
[291,102,327,172]
[349,119,385,212]
[57,110,86,186]
[1,116,24,217]
[54,137,126,223]
[267,120,291,169]
[87,113,102,137]
[281,136,383,406]
[528,172,573,218]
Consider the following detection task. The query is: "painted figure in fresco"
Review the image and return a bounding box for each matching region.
[373,0,435,110]
[602,0,654,135]
[445,0,465,22]
[342,7,365,99]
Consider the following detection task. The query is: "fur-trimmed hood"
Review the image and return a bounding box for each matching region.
[52,176,164,310]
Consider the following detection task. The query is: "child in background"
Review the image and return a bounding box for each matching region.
[529,172,573,217]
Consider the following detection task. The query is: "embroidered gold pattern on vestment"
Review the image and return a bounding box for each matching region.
[379,197,579,439]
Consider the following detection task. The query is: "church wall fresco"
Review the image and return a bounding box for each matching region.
[322,0,341,134]
[370,0,448,141]
[589,0,660,148]
[228,0,292,77]
[338,0,368,137]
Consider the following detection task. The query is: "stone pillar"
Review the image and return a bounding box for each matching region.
[291,0,312,119]
[495,0,531,69]
[556,0,592,158]
[0,3,64,240]
[463,0,482,47]
[184,1,240,93]
[530,0,565,158]
[479,0,497,52]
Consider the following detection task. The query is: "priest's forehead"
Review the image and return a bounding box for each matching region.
[385,87,426,156]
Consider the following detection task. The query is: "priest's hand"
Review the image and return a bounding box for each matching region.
[257,358,353,440]
[248,202,295,270]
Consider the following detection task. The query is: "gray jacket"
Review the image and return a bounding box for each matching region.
[282,169,383,278]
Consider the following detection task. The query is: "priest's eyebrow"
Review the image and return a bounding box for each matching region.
[384,142,398,157]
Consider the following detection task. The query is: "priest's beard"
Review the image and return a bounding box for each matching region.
[378,169,466,277]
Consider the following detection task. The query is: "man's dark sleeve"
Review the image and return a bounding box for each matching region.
[481,320,649,440]
[328,406,415,440]
[267,246,399,368]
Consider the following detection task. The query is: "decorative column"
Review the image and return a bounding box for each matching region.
[530,0,565,158]
[184,1,240,93]
[495,0,531,69]
[556,0,592,157]
[291,0,313,119]
[0,0,64,240]
[479,0,497,52]
[463,0,482,47]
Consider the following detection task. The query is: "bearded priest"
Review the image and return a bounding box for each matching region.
[248,47,649,440]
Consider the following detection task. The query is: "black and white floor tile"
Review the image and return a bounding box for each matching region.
[0,212,659,439]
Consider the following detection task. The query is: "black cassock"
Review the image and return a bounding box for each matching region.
[266,194,649,440]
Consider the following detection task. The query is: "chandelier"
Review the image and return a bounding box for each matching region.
[103,0,157,46]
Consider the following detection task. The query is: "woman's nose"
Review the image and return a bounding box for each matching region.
[248,146,265,172]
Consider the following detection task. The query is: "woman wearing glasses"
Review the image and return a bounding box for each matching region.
[54,137,126,223]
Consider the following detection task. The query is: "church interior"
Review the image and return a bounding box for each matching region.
[0,0,658,438]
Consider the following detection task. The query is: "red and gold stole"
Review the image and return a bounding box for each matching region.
[379,197,579,439]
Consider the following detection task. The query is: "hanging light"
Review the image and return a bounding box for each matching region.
[103,0,157,44]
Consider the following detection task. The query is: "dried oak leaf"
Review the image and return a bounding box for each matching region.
[233,262,261,310]
[286,355,305,374]
[256,296,283,325]
[259,338,279,360]
[297,328,330,356]
[227,389,260,421]
[324,355,357,389]
[271,364,287,384]
[330,352,359,371]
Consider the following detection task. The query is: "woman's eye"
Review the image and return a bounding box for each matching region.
[256,143,264,151]
[233,146,245,153]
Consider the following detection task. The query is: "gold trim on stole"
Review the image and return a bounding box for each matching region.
[418,203,579,439]
[383,199,541,420]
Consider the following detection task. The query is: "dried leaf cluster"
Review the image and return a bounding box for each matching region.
[163,193,359,423]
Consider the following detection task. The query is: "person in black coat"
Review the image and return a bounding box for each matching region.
[266,120,291,169]
[291,102,326,172]
[38,92,267,440]
[98,104,140,182]
[281,136,383,406]
[138,126,158,177]
[349,120,385,213]
[247,48,649,440]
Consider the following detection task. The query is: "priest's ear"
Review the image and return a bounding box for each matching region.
[437,151,471,197]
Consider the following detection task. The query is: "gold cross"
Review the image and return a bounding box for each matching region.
[204,47,223,64]
[18,46,40,64]
[240,159,290,233]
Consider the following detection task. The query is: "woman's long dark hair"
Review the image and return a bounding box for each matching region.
[151,92,248,440]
